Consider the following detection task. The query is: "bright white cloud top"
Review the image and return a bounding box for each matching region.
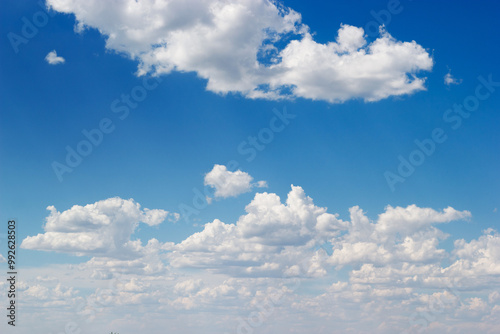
[16,186,500,333]
[21,197,175,258]
[45,50,65,65]
[204,164,267,199]
[46,0,433,102]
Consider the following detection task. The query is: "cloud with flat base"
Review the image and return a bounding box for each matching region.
[46,0,433,103]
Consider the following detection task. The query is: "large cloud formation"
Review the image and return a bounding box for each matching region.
[46,0,433,102]
[21,197,176,258]
[169,185,346,277]
[18,188,500,333]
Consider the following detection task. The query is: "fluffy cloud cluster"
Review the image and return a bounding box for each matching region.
[448,229,500,278]
[327,205,471,267]
[46,0,433,102]
[21,197,176,258]
[18,187,500,333]
[204,164,267,199]
[169,185,345,277]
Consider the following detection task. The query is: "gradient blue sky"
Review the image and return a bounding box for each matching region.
[1,0,499,333]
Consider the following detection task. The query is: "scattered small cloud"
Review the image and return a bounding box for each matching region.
[256,180,268,188]
[204,164,267,200]
[444,69,462,86]
[45,50,65,65]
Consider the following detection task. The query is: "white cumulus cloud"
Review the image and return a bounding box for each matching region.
[45,50,65,65]
[327,205,471,268]
[46,0,433,103]
[21,197,175,258]
[17,184,500,333]
[170,185,347,276]
[444,70,462,86]
[204,164,267,199]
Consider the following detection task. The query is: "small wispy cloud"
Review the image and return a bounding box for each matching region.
[45,50,65,65]
[444,69,462,86]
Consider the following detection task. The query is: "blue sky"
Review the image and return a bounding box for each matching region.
[1,0,499,333]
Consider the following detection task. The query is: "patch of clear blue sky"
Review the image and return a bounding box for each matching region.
[0,0,499,266]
